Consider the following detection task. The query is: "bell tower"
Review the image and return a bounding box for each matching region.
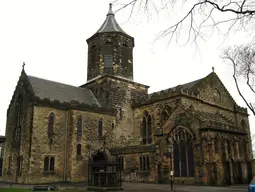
[86,3,134,81]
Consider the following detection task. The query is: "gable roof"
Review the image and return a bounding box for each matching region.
[27,75,101,106]
[148,72,238,106]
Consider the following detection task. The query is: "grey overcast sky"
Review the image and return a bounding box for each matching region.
[0,0,254,136]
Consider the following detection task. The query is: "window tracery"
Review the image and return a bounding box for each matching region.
[172,127,194,177]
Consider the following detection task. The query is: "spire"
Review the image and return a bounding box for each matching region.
[97,3,126,34]
[107,3,114,16]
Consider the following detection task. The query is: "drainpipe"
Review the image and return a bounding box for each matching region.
[63,110,70,182]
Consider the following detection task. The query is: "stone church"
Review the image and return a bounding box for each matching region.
[2,4,253,185]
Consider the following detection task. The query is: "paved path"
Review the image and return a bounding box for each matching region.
[0,182,249,192]
[123,182,248,192]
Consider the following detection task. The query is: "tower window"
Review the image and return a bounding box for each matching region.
[104,54,113,74]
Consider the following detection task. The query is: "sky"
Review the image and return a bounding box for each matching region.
[0,0,254,136]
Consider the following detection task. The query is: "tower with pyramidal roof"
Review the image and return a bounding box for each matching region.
[1,3,253,186]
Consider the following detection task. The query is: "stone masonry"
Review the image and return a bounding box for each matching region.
[1,4,253,185]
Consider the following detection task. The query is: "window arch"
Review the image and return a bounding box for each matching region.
[98,119,103,136]
[77,144,82,156]
[172,127,194,177]
[48,113,55,137]
[140,111,152,144]
[77,116,82,141]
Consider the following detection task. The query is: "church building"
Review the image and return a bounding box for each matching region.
[2,4,253,185]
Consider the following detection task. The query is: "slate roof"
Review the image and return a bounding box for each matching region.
[27,75,101,106]
[97,3,126,34]
[194,110,234,125]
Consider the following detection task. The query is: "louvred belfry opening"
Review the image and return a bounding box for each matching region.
[86,3,135,81]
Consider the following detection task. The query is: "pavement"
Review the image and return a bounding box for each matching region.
[0,182,249,192]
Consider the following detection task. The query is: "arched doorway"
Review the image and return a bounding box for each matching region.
[87,142,123,191]
[169,126,195,178]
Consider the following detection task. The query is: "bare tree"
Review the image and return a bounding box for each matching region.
[113,0,255,43]
[114,0,255,114]
[222,45,255,115]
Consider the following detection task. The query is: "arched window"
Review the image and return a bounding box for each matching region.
[44,157,49,172]
[77,117,82,141]
[140,112,152,145]
[77,144,82,156]
[147,115,152,144]
[173,127,194,177]
[98,119,103,136]
[48,113,55,137]
[49,157,55,172]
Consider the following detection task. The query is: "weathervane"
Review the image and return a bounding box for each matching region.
[212,66,215,72]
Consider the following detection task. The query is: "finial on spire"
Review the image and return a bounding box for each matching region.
[212,66,215,72]
[107,3,114,16]
[22,62,25,70]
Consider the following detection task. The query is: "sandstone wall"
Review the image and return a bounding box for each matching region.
[66,109,115,182]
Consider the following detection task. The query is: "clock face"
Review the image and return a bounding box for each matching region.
[213,89,221,102]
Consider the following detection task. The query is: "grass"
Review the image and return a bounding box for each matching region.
[0,189,30,192]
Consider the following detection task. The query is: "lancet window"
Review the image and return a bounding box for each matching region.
[141,111,152,144]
